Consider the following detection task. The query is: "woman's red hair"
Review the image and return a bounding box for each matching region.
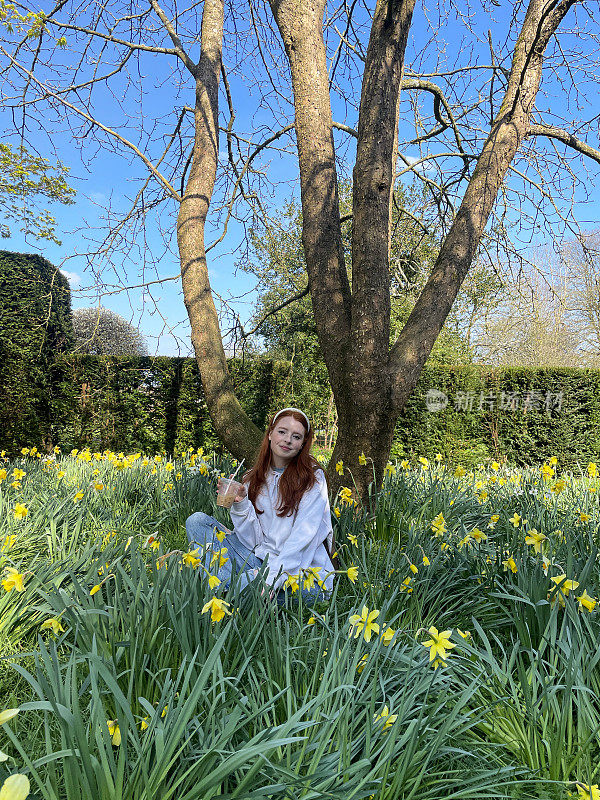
[243,410,321,518]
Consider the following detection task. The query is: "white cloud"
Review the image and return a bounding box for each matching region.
[60,269,81,286]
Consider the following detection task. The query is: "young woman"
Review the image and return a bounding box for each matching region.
[185,408,335,604]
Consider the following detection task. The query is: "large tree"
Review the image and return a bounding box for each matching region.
[2,0,599,492]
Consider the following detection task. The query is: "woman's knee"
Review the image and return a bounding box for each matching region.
[185,511,215,544]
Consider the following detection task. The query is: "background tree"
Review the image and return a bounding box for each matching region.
[560,231,600,365]
[3,0,600,491]
[72,308,148,356]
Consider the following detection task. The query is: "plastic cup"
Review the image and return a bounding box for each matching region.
[216,479,244,508]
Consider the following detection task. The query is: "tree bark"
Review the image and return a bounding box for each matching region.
[177,0,262,462]
[268,0,352,404]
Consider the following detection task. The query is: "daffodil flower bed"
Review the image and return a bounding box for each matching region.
[1,449,600,798]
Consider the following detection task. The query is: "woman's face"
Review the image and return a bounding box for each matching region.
[268,415,306,467]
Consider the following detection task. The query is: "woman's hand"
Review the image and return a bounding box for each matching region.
[217,476,247,503]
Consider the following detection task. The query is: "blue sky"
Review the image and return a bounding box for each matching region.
[2,0,599,355]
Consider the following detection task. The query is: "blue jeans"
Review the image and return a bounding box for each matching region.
[185,512,327,607]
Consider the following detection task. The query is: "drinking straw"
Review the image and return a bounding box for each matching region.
[225,459,245,494]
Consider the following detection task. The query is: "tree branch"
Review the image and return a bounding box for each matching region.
[1,47,183,202]
[239,284,310,339]
[528,123,600,166]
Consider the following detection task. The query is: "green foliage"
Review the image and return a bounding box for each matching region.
[0,144,75,244]
[0,250,74,453]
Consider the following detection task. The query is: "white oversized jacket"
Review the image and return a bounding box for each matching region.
[229,468,335,592]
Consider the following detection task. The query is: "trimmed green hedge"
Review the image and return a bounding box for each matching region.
[0,250,73,452]
[393,365,600,468]
[1,353,598,468]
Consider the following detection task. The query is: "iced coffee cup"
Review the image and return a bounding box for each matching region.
[216,478,244,508]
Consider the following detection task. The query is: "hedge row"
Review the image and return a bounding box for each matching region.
[0,250,73,452]
[1,354,599,468]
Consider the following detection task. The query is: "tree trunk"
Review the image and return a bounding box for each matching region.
[177,0,262,462]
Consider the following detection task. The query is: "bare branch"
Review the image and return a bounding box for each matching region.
[239,284,310,339]
[1,47,183,202]
[528,123,600,166]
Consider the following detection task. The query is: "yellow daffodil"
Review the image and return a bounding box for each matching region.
[348,533,358,547]
[422,555,430,566]
[421,626,456,668]
[0,468,6,481]
[73,490,84,502]
[335,460,344,475]
[384,462,396,477]
[201,597,232,622]
[347,566,358,584]
[579,511,591,523]
[0,773,30,800]
[409,562,418,574]
[358,452,367,466]
[182,549,201,568]
[90,584,101,596]
[524,529,547,553]
[502,556,517,574]
[40,618,65,635]
[356,654,368,673]
[454,465,466,478]
[140,716,149,731]
[490,461,500,471]
[212,526,227,543]
[576,590,597,613]
[12,503,28,520]
[541,463,554,480]
[488,513,500,529]
[552,478,566,494]
[399,576,413,593]
[307,616,316,626]
[400,459,409,470]
[210,547,229,569]
[380,626,395,646]
[457,629,471,640]
[0,709,19,725]
[284,575,300,593]
[550,574,580,605]
[12,469,26,481]
[577,784,600,800]
[106,719,121,746]
[348,606,380,642]
[418,456,429,469]
[549,456,558,466]
[208,574,221,589]
[430,512,447,537]
[469,528,487,543]
[587,463,597,478]
[1,568,26,593]
[374,705,397,731]
[1,535,16,551]
[509,513,521,527]
[333,507,341,518]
